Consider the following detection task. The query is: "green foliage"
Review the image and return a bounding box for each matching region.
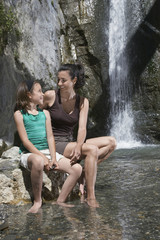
[0,2,16,55]
[51,1,54,8]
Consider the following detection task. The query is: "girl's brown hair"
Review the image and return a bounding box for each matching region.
[14,80,37,112]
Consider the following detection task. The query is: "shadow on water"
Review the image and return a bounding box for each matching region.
[1,145,160,239]
[89,0,160,137]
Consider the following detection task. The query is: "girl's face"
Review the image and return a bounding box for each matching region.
[57,70,76,91]
[29,83,44,105]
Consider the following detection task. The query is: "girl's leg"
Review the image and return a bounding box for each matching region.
[57,157,82,204]
[27,154,44,213]
[86,136,116,164]
[64,143,99,208]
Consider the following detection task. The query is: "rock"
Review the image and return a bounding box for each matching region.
[1,146,19,159]
[0,147,79,204]
[0,139,8,157]
[0,204,9,231]
[0,174,14,203]
[0,221,9,231]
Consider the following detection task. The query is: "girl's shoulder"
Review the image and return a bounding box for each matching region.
[43,109,51,119]
[14,110,23,121]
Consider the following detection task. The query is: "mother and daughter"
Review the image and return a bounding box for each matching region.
[14,63,116,213]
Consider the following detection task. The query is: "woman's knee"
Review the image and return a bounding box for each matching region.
[109,137,117,150]
[85,144,99,158]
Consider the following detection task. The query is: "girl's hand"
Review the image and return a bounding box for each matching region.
[70,144,82,165]
[49,160,59,170]
[44,156,50,171]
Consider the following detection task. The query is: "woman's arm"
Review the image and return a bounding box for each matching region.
[77,97,89,145]
[14,110,50,170]
[41,90,56,109]
[44,110,59,169]
[70,97,89,163]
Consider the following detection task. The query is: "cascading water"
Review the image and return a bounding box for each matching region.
[108,0,142,149]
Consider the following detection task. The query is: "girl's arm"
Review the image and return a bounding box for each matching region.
[70,97,89,164]
[14,110,50,170]
[44,110,59,169]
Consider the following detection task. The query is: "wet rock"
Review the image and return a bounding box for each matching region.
[0,204,8,232]
[0,221,9,231]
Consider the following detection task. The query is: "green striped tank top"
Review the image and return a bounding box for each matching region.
[19,108,48,153]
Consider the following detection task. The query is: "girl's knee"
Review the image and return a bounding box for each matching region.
[30,155,44,171]
[72,163,82,178]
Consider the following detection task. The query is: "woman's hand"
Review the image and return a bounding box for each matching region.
[70,144,82,165]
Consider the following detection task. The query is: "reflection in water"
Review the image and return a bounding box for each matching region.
[1,146,160,239]
[61,207,122,240]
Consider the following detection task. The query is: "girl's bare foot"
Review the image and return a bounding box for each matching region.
[79,183,85,195]
[28,200,42,214]
[85,198,99,208]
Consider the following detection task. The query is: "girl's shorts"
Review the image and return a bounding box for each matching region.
[20,149,63,171]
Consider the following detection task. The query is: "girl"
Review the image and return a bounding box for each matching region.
[14,80,82,213]
[42,63,117,208]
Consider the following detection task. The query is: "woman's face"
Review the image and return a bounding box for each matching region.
[57,70,76,91]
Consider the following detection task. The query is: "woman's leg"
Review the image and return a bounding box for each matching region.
[86,136,116,164]
[27,154,44,213]
[63,143,99,207]
[56,157,82,204]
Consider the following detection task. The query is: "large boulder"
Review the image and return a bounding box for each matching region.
[0,147,78,204]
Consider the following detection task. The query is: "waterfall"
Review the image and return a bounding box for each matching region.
[108,0,142,149]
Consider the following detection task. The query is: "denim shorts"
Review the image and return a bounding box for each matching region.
[20,149,63,170]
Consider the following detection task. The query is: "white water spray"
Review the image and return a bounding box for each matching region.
[108,0,142,149]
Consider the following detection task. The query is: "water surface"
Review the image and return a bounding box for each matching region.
[1,146,160,240]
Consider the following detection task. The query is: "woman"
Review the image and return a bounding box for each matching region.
[43,63,116,208]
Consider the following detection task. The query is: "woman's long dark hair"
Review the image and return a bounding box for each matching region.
[58,63,85,89]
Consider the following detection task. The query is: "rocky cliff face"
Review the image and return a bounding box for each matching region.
[126,0,160,143]
[0,0,105,145]
[0,0,62,144]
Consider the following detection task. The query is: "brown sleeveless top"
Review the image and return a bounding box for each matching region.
[47,89,80,138]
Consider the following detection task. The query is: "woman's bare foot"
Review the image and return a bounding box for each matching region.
[85,198,99,208]
[28,200,42,214]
